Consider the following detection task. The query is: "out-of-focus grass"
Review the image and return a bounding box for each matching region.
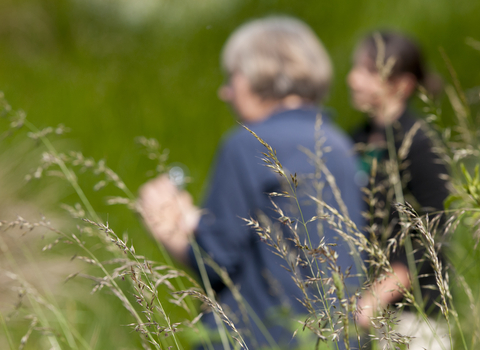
[0,138,168,350]
[0,0,479,204]
[0,0,479,349]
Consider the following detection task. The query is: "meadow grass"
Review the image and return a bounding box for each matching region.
[0,51,479,350]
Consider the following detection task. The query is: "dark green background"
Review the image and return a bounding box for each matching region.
[1,0,480,288]
[1,0,479,348]
[1,0,480,276]
[1,0,479,203]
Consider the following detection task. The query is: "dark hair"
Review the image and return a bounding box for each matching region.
[357,31,442,97]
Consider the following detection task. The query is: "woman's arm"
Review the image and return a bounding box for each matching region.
[357,262,411,327]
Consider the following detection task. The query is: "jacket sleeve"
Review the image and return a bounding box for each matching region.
[187,136,261,290]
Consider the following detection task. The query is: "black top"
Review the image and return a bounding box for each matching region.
[352,109,450,314]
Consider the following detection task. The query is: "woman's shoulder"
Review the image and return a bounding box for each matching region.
[351,120,371,144]
[396,110,436,151]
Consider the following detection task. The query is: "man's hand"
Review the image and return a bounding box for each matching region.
[137,174,200,264]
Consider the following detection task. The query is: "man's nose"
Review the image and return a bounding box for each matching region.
[218,85,233,102]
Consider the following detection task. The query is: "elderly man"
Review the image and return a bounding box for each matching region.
[138,16,363,349]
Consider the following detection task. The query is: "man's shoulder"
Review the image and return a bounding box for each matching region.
[220,109,356,162]
[221,125,259,150]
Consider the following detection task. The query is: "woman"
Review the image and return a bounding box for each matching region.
[138,17,364,349]
[348,32,451,349]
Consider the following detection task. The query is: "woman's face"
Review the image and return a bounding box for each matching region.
[347,48,415,120]
[347,51,390,113]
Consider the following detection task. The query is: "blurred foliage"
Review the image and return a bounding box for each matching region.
[1,0,479,203]
[0,0,480,349]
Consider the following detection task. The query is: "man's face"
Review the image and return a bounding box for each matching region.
[218,73,267,123]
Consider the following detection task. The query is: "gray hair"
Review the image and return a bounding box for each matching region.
[221,16,333,103]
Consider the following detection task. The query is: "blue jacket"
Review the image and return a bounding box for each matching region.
[188,106,364,349]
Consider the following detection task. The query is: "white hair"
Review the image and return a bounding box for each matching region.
[222,16,332,102]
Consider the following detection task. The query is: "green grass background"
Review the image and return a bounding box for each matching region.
[0,0,479,349]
